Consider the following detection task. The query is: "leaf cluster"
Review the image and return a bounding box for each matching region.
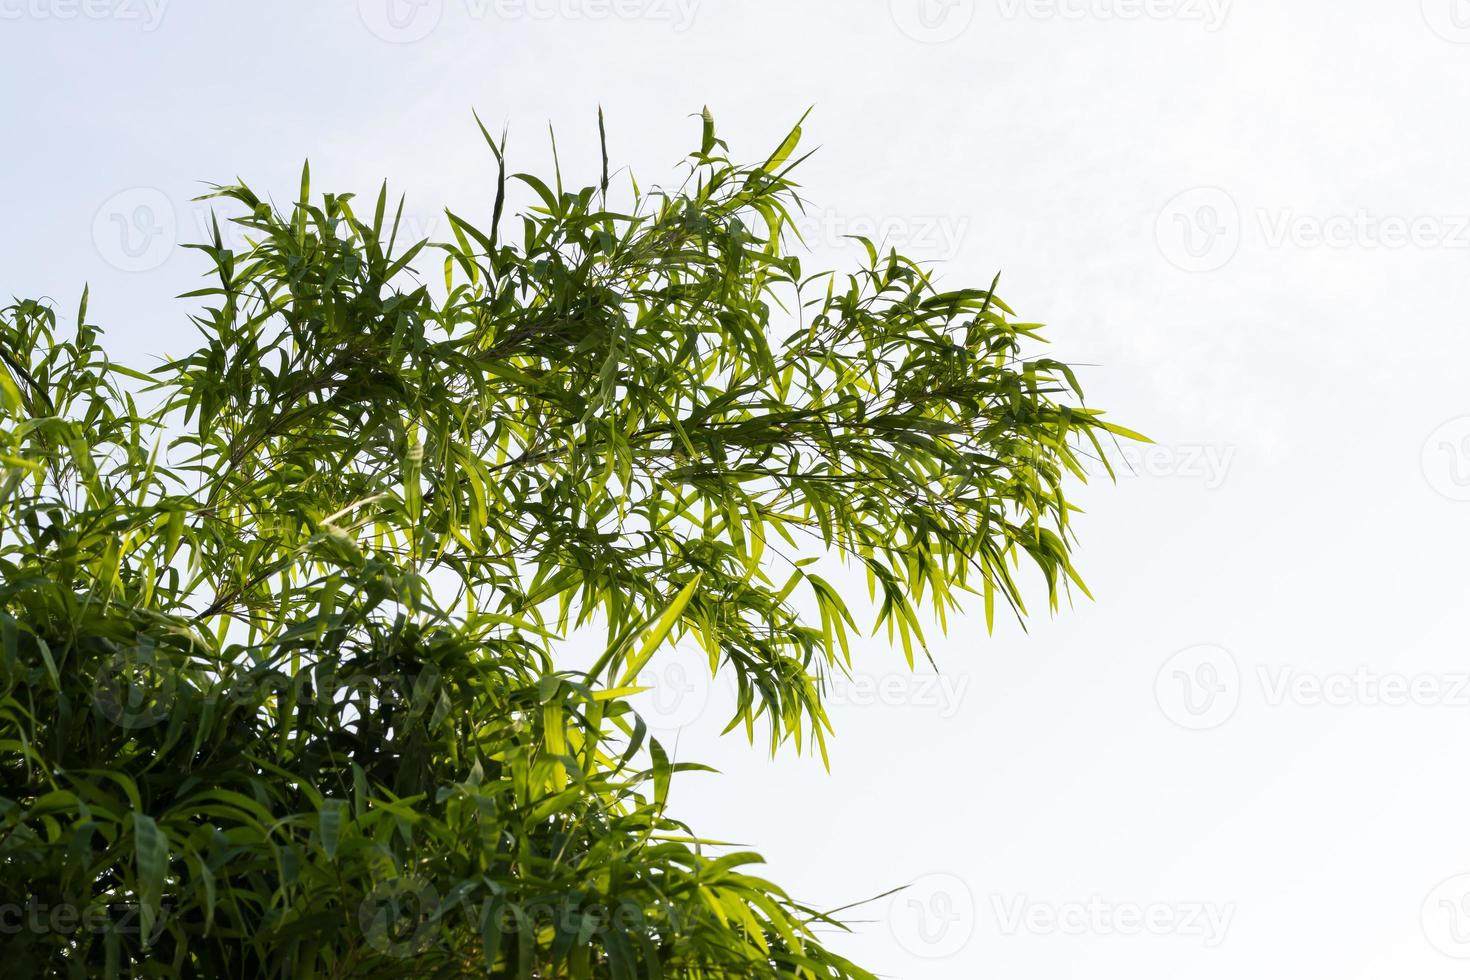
[0,109,1135,976]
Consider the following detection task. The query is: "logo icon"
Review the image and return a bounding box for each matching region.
[630,643,717,731]
[1423,874,1470,958]
[889,0,976,43]
[1423,0,1470,43]
[358,877,440,957]
[93,640,179,731]
[1155,644,1239,730]
[92,187,175,273]
[359,0,443,43]
[1156,187,1240,272]
[889,872,975,959]
[1422,417,1470,501]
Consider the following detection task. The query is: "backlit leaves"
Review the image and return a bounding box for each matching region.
[0,109,1133,977]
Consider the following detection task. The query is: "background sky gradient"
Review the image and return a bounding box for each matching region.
[5,2,1470,975]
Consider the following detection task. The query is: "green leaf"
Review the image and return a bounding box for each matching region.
[650,737,671,811]
[618,573,702,686]
[133,812,167,946]
[760,109,809,173]
[319,800,345,860]
[700,105,716,155]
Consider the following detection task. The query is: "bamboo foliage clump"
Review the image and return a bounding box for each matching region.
[0,109,1137,977]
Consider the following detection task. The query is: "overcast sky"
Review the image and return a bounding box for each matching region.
[6,1,1470,976]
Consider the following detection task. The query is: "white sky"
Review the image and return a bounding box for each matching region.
[6,1,1470,976]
